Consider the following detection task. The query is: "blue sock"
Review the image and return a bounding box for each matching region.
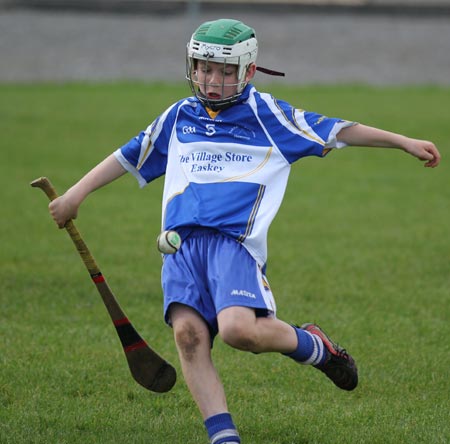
[283,325,327,366]
[204,413,240,444]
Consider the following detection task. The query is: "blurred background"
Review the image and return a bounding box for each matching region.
[1,0,449,85]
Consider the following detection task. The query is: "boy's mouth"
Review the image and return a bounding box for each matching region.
[207,92,222,99]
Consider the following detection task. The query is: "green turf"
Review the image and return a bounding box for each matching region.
[1,83,449,443]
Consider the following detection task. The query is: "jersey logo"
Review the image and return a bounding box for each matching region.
[229,125,256,141]
[182,126,196,134]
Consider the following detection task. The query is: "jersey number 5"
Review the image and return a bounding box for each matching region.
[205,124,216,137]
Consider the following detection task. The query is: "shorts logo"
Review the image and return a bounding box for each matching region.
[231,289,256,299]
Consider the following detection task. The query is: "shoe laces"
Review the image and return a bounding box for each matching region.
[331,344,350,361]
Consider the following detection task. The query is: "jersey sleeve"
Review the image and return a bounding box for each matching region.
[113,102,179,187]
[302,110,357,150]
[254,92,355,164]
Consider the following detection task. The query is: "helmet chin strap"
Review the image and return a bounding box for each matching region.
[256,66,285,77]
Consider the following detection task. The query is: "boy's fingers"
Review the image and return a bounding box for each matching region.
[413,142,440,167]
[424,153,440,168]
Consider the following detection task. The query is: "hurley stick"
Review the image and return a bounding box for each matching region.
[31,177,176,393]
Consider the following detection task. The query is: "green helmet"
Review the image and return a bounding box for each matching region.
[186,19,258,110]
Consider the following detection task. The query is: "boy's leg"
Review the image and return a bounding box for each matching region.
[218,305,298,353]
[169,303,240,443]
[170,303,227,418]
[218,306,358,391]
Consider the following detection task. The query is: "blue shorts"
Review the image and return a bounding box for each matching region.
[162,228,276,338]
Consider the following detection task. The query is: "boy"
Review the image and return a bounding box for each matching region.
[49,19,440,444]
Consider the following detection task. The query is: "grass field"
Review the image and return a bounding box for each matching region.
[1,83,449,444]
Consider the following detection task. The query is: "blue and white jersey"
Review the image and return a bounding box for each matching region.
[114,84,354,266]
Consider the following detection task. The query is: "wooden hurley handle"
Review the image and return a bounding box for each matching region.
[30,177,101,277]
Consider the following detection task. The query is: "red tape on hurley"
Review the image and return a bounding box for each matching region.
[113,318,148,352]
[91,273,105,284]
[114,317,130,327]
[124,340,148,353]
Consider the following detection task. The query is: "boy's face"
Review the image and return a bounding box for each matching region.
[193,60,254,101]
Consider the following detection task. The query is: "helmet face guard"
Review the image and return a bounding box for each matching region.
[186,19,258,111]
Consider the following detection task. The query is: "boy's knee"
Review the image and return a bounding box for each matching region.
[220,322,258,352]
[173,319,205,362]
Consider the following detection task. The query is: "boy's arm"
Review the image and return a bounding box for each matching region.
[49,154,127,228]
[337,123,441,168]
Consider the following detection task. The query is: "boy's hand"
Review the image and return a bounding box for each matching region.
[404,138,441,168]
[45,154,127,228]
[49,194,79,228]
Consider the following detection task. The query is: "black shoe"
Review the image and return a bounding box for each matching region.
[301,323,358,391]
